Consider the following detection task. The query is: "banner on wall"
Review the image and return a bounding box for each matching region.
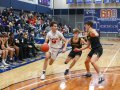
[95,0,103,4]
[104,0,111,3]
[18,0,38,4]
[84,9,120,32]
[38,0,50,6]
[76,0,84,4]
[85,0,93,4]
[115,0,120,2]
[66,0,75,4]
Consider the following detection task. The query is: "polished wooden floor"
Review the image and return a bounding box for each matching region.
[1,38,120,90]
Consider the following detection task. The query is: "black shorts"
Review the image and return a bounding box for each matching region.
[88,47,103,58]
[68,50,82,58]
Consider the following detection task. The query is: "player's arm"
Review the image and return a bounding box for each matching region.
[80,38,87,45]
[44,38,49,44]
[89,29,99,37]
[73,38,88,52]
[62,38,68,52]
[39,33,49,50]
[44,33,49,44]
[79,40,90,51]
[60,33,68,52]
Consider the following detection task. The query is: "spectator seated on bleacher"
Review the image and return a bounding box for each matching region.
[1,33,15,63]
[0,34,9,66]
[8,32,20,60]
[22,33,36,58]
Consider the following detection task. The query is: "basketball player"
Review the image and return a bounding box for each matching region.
[78,21,104,84]
[64,29,86,75]
[40,21,68,80]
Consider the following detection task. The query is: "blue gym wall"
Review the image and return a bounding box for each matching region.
[0,0,52,14]
[0,0,119,33]
[84,9,119,33]
[54,8,119,33]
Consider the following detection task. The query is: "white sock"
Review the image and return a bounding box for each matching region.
[2,59,4,62]
[2,59,8,65]
[4,59,6,62]
[98,72,103,77]
[67,67,69,70]
[87,72,91,74]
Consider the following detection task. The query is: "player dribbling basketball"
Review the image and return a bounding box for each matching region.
[40,21,68,80]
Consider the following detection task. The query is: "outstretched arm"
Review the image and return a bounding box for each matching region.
[44,38,49,44]
[73,38,90,52]
[79,40,90,51]
[81,38,87,45]
[62,38,69,53]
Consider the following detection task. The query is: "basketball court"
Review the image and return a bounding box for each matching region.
[0,0,120,90]
[1,38,120,90]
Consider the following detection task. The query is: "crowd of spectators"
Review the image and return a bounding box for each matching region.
[0,7,71,67]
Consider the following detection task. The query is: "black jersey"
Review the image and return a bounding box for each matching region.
[70,37,82,50]
[87,34,102,49]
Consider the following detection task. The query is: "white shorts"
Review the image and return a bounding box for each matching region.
[49,47,60,60]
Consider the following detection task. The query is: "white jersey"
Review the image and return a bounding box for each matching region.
[46,30,65,49]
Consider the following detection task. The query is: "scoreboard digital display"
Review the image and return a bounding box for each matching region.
[100,9,117,18]
[84,9,119,33]
[66,0,75,4]
[95,0,103,3]
[76,0,84,4]
[104,0,111,3]
[85,0,92,4]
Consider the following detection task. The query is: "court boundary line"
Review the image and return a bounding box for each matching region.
[89,47,120,90]
[15,72,120,90]
[3,66,120,89]
[2,47,120,89]
[103,47,120,74]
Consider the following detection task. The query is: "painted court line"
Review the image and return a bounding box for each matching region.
[16,73,83,90]
[103,47,120,74]
[16,72,120,90]
[15,48,120,90]
[89,47,120,90]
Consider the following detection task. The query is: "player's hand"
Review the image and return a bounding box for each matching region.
[62,48,66,53]
[16,40,19,43]
[28,45,32,48]
[73,48,80,52]
[1,45,5,49]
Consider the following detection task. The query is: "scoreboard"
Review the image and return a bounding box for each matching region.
[100,9,117,18]
[84,9,119,33]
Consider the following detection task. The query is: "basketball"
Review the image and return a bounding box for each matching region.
[40,43,49,52]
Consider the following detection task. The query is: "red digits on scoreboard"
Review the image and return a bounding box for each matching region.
[100,9,117,18]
